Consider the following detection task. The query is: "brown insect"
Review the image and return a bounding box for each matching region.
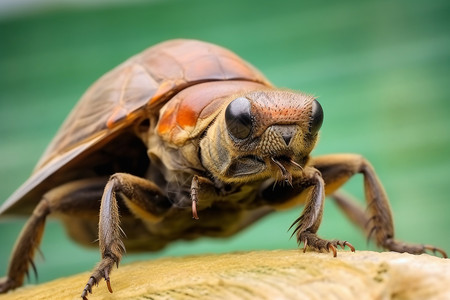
[0,39,446,299]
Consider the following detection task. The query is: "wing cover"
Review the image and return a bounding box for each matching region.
[0,39,270,215]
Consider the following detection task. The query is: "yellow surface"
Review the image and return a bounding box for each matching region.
[1,250,449,300]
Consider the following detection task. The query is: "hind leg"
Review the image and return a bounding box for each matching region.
[312,154,447,257]
[0,178,107,293]
[331,191,369,235]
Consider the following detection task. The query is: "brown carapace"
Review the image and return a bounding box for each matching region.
[0,39,446,299]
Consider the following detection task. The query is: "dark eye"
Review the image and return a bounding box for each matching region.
[225,97,253,140]
[309,99,323,135]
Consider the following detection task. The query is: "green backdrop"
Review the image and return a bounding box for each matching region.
[1,0,449,286]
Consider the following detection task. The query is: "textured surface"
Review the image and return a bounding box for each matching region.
[0,250,449,300]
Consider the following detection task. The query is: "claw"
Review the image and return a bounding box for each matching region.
[84,287,90,295]
[328,243,337,257]
[104,268,113,293]
[106,279,113,293]
[81,276,96,300]
[424,245,447,258]
[340,241,355,252]
[299,232,355,258]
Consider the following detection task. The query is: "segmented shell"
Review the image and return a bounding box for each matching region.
[0,39,270,215]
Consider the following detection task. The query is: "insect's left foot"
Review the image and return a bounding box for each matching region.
[299,231,355,257]
[383,239,447,258]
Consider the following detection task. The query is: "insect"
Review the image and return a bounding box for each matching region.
[0,39,446,299]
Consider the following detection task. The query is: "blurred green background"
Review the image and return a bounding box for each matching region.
[1,0,449,287]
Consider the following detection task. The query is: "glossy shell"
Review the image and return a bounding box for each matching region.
[0,39,271,215]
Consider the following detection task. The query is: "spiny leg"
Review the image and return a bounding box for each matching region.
[81,173,170,300]
[0,199,49,292]
[312,153,447,258]
[0,178,107,294]
[289,168,355,257]
[331,191,446,257]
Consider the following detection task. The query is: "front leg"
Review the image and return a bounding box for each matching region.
[190,175,220,220]
[81,173,170,300]
[312,153,447,257]
[289,168,355,257]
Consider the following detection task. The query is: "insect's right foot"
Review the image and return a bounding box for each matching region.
[299,231,355,257]
[80,256,116,300]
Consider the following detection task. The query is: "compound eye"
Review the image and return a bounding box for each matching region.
[225,97,253,140]
[309,99,324,135]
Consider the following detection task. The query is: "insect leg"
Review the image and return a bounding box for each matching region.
[189,175,217,220]
[330,191,369,234]
[81,173,170,300]
[0,198,49,293]
[289,168,355,257]
[311,153,447,258]
[0,178,107,294]
[190,176,200,219]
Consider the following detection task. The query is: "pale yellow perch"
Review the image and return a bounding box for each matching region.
[0,250,449,300]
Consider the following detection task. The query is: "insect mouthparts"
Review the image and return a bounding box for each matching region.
[271,157,293,186]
